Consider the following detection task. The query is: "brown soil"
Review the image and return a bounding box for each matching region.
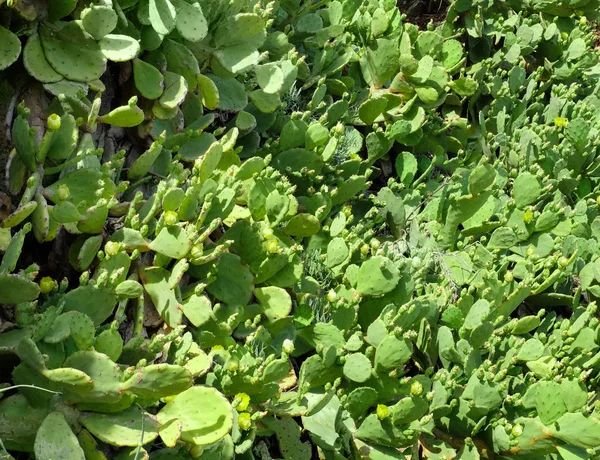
[398,0,449,29]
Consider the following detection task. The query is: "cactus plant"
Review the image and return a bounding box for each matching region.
[1,0,600,457]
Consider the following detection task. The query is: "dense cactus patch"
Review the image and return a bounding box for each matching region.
[2,0,600,458]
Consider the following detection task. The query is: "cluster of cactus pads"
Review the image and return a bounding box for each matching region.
[3,0,600,458]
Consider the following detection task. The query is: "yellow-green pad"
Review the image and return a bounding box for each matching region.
[157,386,233,446]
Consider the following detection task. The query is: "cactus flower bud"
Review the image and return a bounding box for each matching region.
[105,241,120,257]
[370,238,381,250]
[360,244,369,255]
[282,339,294,354]
[235,393,250,412]
[511,424,523,437]
[57,184,71,201]
[39,276,57,294]
[164,211,178,226]
[326,289,337,303]
[265,239,279,254]
[262,227,274,240]
[79,271,90,285]
[47,113,61,131]
[411,380,424,397]
[376,404,389,420]
[554,117,568,127]
[238,412,252,430]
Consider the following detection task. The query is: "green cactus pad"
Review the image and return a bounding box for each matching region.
[99,34,141,62]
[513,172,542,209]
[34,411,85,460]
[0,224,29,274]
[208,75,247,111]
[46,113,78,161]
[123,364,193,398]
[11,114,36,171]
[214,13,265,48]
[171,0,208,42]
[110,228,150,252]
[59,350,123,403]
[140,266,183,327]
[80,405,160,447]
[255,63,284,94]
[345,387,378,420]
[115,280,144,299]
[31,193,51,243]
[47,0,77,22]
[77,429,108,460]
[181,294,212,327]
[81,6,118,40]
[12,363,58,408]
[0,394,50,451]
[43,80,89,99]
[157,386,233,446]
[254,286,292,322]
[1,202,38,229]
[40,22,107,82]
[149,0,177,35]
[0,26,21,71]
[44,311,95,350]
[69,235,103,271]
[53,201,83,224]
[184,350,211,378]
[549,412,600,448]
[59,285,117,326]
[517,338,545,361]
[203,253,254,306]
[284,213,320,237]
[159,72,189,109]
[7,150,27,195]
[43,368,94,393]
[326,238,349,269]
[158,418,182,448]
[197,74,219,110]
[0,275,41,304]
[128,140,163,180]
[98,101,145,127]
[134,59,164,99]
[391,395,428,425]
[141,25,165,51]
[355,413,415,448]
[249,89,280,113]
[46,169,116,212]
[356,256,400,297]
[16,337,46,373]
[263,416,311,460]
[343,353,373,383]
[23,34,63,83]
[179,132,217,162]
[94,328,123,362]
[149,226,191,259]
[359,98,388,125]
[375,335,413,371]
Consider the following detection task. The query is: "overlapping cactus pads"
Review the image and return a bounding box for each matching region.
[2,0,600,458]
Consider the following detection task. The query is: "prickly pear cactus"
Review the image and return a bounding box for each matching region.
[1,0,600,457]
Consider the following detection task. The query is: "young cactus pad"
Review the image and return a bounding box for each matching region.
[157,386,233,446]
